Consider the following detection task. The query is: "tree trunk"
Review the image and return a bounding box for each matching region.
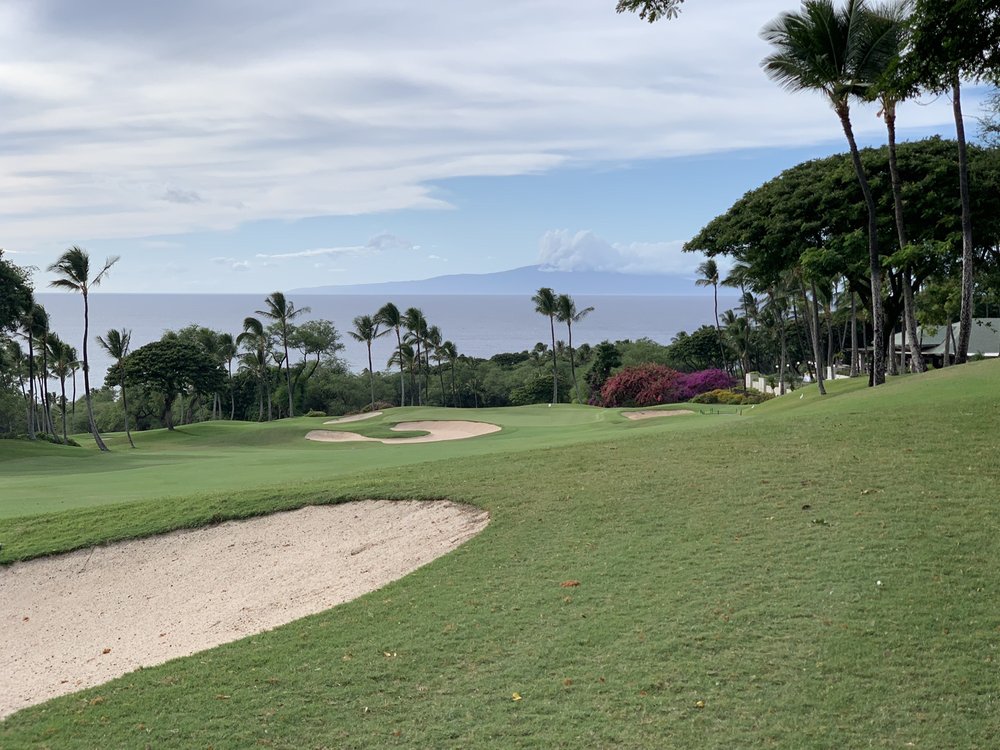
[120,374,136,448]
[713,282,727,373]
[802,280,826,395]
[952,78,975,363]
[395,328,405,407]
[59,375,68,443]
[778,301,787,396]
[26,328,36,440]
[549,314,558,404]
[367,344,376,411]
[837,103,884,386]
[567,321,579,403]
[81,292,109,451]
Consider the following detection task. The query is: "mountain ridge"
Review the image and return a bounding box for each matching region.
[290,265,706,296]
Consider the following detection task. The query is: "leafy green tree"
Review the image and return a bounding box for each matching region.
[762,0,897,386]
[585,341,623,397]
[237,316,272,421]
[907,0,1000,362]
[218,332,237,420]
[555,294,594,403]
[0,249,33,336]
[97,328,136,447]
[349,314,384,411]
[532,287,560,403]
[120,338,225,430]
[256,292,309,417]
[47,247,119,450]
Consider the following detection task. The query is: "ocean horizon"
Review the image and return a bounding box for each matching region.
[34,293,736,388]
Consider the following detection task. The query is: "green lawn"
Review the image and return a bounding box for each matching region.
[1,362,998,748]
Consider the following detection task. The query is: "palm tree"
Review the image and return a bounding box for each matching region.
[237,316,270,421]
[255,292,309,418]
[532,287,560,404]
[762,0,896,386]
[349,314,384,411]
[555,294,594,403]
[97,328,136,448]
[218,332,238,420]
[47,335,75,443]
[47,247,119,450]
[695,258,728,371]
[387,342,417,405]
[376,302,405,406]
[439,340,459,407]
[19,303,45,439]
[424,325,446,405]
[403,307,428,405]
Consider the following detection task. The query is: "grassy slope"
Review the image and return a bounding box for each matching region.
[1,363,998,748]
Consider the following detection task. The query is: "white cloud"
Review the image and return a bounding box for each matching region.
[0,0,978,255]
[255,233,415,260]
[538,229,695,275]
[211,256,250,271]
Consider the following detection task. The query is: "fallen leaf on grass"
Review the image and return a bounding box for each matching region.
[512,692,522,701]
[560,581,581,588]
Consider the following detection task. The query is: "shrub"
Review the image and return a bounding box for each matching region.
[305,409,327,418]
[598,364,683,407]
[675,369,735,400]
[691,388,774,405]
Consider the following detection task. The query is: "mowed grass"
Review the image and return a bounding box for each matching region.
[1,362,998,748]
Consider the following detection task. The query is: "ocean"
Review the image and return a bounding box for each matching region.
[34,293,734,388]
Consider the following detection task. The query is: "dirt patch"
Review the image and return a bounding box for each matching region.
[306,420,501,444]
[622,410,695,420]
[0,500,489,719]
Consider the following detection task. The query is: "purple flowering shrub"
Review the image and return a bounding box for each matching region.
[598,366,734,407]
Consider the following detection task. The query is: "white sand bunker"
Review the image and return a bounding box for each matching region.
[0,500,489,719]
[306,420,501,444]
[623,409,695,420]
[323,411,382,424]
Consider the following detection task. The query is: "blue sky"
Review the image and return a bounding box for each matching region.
[2,0,992,293]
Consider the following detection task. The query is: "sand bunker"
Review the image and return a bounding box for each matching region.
[306,420,501,444]
[323,411,382,424]
[0,500,489,719]
[623,409,695,420]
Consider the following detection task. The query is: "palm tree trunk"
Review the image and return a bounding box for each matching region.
[778,306,787,396]
[884,102,926,374]
[567,321,578,403]
[836,104,884,386]
[81,293,109,451]
[801,280,826,395]
[395,328,405,407]
[713,282,727,373]
[59,375,68,443]
[549,314,558,403]
[850,292,859,377]
[952,78,974,363]
[367,343,375,411]
[120,374,136,448]
[26,328,36,440]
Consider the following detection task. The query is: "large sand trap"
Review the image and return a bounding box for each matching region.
[623,409,695,420]
[0,500,489,719]
[306,420,501,444]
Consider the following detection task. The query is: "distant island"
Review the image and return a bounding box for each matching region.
[290,265,707,296]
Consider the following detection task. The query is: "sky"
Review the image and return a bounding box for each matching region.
[2,0,992,294]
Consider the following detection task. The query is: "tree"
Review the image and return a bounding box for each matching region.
[237,317,272,421]
[376,302,406,406]
[556,294,595,403]
[762,0,897,386]
[47,247,119,450]
[0,250,33,336]
[218,332,237,420]
[255,292,309,417]
[615,0,685,22]
[695,258,728,372]
[48,335,76,444]
[532,287,560,404]
[121,338,225,430]
[403,307,428,405]
[97,328,136,448]
[349,314,383,411]
[907,0,1000,362]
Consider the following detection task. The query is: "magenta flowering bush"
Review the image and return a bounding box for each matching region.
[675,369,734,401]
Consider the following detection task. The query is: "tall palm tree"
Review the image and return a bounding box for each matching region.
[695,258,728,371]
[439,340,459,407]
[555,293,594,403]
[47,335,75,444]
[97,328,136,448]
[19,303,45,439]
[255,292,309,418]
[866,1,925,373]
[424,325,445,405]
[403,307,428,405]
[349,314,384,411]
[237,316,270,421]
[376,302,405,406]
[387,342,417,406]
[762,0,896,386]
[532,287,560,404]
[218,332,238,420]
[47,247,119,450]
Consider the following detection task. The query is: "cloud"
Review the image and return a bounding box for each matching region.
[161,188,203,204]
[211,256,250,271]
[538,229,695,275]
[255,233,415,260]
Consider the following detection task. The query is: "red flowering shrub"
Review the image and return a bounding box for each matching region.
[599,364,683,407]
[599,366,736,407]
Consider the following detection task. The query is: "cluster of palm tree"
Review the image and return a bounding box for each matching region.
[531,287,594,403]
[349,303,461,412]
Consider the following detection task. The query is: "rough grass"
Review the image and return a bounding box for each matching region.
[1,361,998,748]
